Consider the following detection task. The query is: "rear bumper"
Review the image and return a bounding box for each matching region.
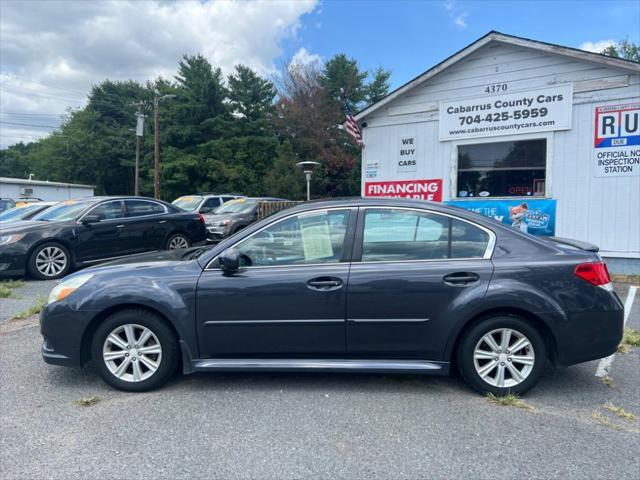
[550,289,624,367]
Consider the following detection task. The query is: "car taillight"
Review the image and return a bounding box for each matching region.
[574,262,611,287]
[197,213,205,224]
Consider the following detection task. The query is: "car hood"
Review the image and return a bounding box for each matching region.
[88,247,205,270]
[0,220,56,233]
[202,212,248,223]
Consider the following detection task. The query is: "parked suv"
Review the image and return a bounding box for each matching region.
[203,197,293,242]
[172,193,243,215]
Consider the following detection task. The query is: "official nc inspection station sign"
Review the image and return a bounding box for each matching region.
[447,199,557,236]
[593,102,640,177]
[439,84,573,141]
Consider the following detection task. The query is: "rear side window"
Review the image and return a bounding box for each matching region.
[203,198,221,209]
[89,201,124,221]
[362,209,449,262]
[451,219,490,258]
[125,200,165,217]
[361,208,490,262]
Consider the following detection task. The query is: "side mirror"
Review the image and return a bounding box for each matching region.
[82,214,101,224]
[218,248,239,273]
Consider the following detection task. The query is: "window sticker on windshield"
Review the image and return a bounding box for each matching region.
[299,214,333,260]
[62,200,77,205]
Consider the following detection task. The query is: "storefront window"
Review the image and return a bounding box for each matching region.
[456,139,546,198]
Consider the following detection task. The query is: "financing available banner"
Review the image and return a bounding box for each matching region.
[446,199,557,236]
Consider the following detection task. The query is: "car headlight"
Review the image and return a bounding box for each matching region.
[214,219,231,227]
[47,273,94,304]
[0,234,25,245]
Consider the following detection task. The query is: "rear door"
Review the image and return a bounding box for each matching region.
[122,199,169,252]
[346,207,494,360]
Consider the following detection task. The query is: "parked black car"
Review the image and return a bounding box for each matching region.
[40,198,623,395]
[203,197,291,241]
[0,196,206,279]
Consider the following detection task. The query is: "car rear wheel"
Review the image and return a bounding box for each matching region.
[166,233,190,250]
[28,242,71,280]
[457,315,547,395]
[91,309,179,392]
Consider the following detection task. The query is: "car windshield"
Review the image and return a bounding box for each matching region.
[172,196,202,211]
[215,198,257,214]
[0,204,47,221]
[32,200,94,221]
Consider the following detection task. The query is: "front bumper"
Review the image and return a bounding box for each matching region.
[206,225,229,242]
[40,301,93,368]
[0,243,28,277]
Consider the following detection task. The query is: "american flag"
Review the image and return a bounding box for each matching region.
[344,100,363,147]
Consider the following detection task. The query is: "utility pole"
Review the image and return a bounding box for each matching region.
[153,93,176,200]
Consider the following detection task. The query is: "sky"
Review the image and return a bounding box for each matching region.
[1,0,639,148]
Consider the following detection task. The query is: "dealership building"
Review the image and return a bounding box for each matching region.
[356,31,640,274]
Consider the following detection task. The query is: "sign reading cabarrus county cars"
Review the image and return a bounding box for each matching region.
[593,102,640,177]
[439,84,573,141]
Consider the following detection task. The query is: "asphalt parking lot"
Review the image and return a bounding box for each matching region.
[1,280,639,479]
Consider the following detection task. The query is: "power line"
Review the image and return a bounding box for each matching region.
[0,111,70,117]
[0,121,59,129]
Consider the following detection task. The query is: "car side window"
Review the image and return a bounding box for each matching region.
[125,200,165,217]
[451,218,490,258]
[89,201,125,221]
[203,198,221,209]
[362,209,449,262]
[234,209,351,267]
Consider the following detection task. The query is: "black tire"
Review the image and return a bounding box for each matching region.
[165,233,190,250]
[28,242,71,280]
[91,309,179,392]
[457,315,547,396]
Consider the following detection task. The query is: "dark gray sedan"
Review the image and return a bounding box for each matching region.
[40,198,623,395]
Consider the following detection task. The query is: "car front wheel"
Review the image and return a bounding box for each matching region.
[28,242,71,280]
[457,315,547,395]
[91,309,179,392]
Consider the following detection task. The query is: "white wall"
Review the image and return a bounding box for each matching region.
[361,41,640,258]
[0,182,94,202]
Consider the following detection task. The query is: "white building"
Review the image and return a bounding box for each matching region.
[356,31,640,274]
[0,176,95,202]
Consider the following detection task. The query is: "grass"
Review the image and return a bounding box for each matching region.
[592,411,623,431]
[601,375,615,388]
[74,396,101,407]
[0,279,25,299]
[485,393,534,411]
[603,402,638,422]
[11,295,47,320]
[622,328,640,347]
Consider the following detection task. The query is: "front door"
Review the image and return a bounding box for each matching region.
[196,208,355,358]
[346,207,494,360]
[74,200,128,262]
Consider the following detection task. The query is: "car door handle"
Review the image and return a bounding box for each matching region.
[443,272,480,286]
[158,220,167,224]
[307,277,343,291]
[116,224,125,229]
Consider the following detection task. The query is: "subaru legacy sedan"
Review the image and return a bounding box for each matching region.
[40,198,623,395]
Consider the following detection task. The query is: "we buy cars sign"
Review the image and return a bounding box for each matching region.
[364,179,443,201]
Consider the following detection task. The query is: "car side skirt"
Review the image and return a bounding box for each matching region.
[190,358,450,375]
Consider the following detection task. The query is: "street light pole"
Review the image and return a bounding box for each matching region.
[295,161,320,201]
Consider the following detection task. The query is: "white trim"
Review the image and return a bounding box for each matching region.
[355,32,640,121]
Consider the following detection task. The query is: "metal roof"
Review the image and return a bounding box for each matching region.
[0,177,95,189]
[355,30,640,121]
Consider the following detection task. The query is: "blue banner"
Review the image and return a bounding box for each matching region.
[446,199,557,236]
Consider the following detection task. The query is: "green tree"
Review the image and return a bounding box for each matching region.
[321,53,368,110]
[365,67,391,106]
[227,65,276,122]
[601,39,640,62]
[264,141,305,200]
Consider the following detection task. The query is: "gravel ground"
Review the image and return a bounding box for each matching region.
[0,281,638,479]
[0,279,57,323]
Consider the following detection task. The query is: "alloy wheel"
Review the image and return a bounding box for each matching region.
[473,328,535,388]
[102,324,163,383]
[168,236,189,249]
[35,246,68,277]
